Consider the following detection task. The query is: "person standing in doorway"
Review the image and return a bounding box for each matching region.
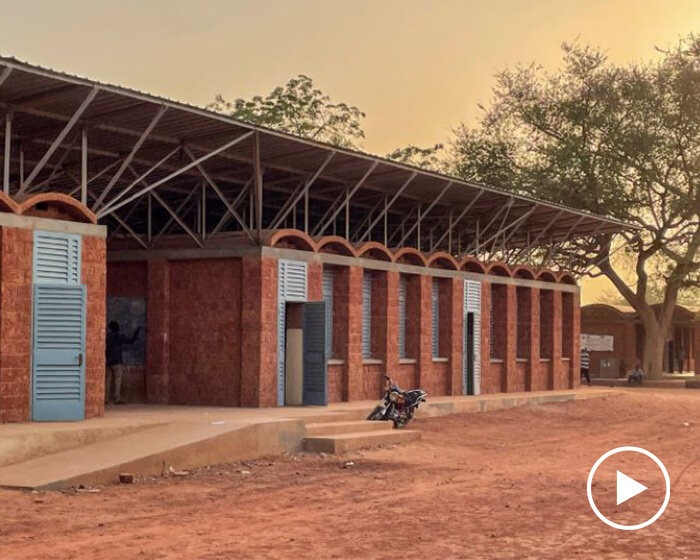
[580,345,591,385]
[106,321,140,405]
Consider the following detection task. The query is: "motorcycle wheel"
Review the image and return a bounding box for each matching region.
[367,405,385,421]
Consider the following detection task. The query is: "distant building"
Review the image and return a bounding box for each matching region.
[581,303,699,378]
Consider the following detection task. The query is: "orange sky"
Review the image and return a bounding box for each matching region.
[0,0,697,302]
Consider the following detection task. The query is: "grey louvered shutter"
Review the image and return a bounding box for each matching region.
[302,301,327,405]
[398,275,407,358]
[322,267,333,358]
[432,279,439,357]
[362,271,372,359]
[33,231,81,284]
[464,280,482,395]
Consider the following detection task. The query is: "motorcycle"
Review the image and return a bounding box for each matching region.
[367,374,427,429]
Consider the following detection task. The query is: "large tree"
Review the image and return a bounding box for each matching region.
[208,74,366,149]
[451,38,700,378]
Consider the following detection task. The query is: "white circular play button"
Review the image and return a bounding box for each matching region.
[587,446,670,530]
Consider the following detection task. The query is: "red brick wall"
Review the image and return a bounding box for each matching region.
[168,259,242,406]
[107,261,147,297]
[240,256,277,407]
[0,227,32,422]
[82,236,106,419]
[146,260,170,404]
[362,362,384,400]
[327,362,344,402]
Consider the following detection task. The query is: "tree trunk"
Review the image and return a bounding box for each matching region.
[641,318,666,380]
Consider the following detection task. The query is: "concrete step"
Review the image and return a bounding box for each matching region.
[306,420,391,437]
[304,429,421,454]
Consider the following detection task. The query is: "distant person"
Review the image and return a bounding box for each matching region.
[580,346,591,385]
[106,321,140,405]
[627,362,643,386]
[677,347,687,373]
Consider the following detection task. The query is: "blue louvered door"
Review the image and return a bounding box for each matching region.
[32,231,86,421]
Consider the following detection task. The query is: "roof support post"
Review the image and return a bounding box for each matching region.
[431,188,484,251]
[20,86,99,193]
[92,105,167,210]
[3,111,11,195]
[98,130,254,218]
[147,194,152,244]
[0,67,13,89]
[269,150,335,230]
[151,188,203,247]
[183,146,255,241]
[253,132,263,241]
[80,126,88,206]
[475,202,532,253]
[396,180,453,247]
[152,181,200,243]
[512,210,564,261]
[383,195,388,246]
[357,171,417,243]
[349,195,383,242]
[465,201,514,255]
[210,178,252,236]
[314,161,378,237]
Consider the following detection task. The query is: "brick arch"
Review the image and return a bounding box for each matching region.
[265,229,317,252]
[315,235,357,257]
[511,265,536,280]
[558,271,577,285]
[19,193,96,224]
[356,241,394,262]
[460,256,486,274]
[393,247,428,267]
[426,252,459,270]
[537,269,558,283]
[0,191,19,214]
[486,262,512,277]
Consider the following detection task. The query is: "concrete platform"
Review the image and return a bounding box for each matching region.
[591,377,697,389]
[305,420,391,437]
[0,388,612,490]
[304,429,421,453]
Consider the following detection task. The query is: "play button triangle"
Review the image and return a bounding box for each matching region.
[617,470,648,505]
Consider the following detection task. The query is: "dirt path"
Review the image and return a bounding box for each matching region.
[2,390,699,559]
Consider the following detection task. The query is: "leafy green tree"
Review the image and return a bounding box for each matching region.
[207,75,366,149]
[386,143,446,172]
[451,38,700,378]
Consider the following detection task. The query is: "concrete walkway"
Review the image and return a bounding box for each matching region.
[0,388,612,490]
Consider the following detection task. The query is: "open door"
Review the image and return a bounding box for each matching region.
[302,301,327,406]
[465,312,475,395]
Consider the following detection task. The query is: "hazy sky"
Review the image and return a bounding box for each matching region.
[0,0,696,301]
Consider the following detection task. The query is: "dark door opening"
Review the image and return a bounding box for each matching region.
[465,312,475,396]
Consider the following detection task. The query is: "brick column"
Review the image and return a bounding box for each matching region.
[0,227,33,422]
[146,260,170,404]
[344,266,364,401]
[552,290,563,389]
[480,281,494,393]
[240,256,278,407]
[572,290,581,388]
[504,284,517,393]
[82,235,106,419]
[528,286,540,391]
[416,274,432,389]
[448,277,463,395]
[307,261,322,301]
[380,271,400,376]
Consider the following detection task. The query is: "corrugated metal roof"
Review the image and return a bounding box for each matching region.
[0,54,636,250]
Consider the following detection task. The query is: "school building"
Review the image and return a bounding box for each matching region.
[0,56,631,422]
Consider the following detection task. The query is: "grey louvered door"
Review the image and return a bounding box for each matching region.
[464,280,482,395]
[302,301,327,406]
[32,231,86,421]
[277,260,308,406]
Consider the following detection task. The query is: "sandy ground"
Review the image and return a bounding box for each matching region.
[2,389,700,560]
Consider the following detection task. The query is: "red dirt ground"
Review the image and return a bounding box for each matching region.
[2,389,700,559]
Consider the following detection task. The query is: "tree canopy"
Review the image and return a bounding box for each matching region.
[207,75,366,149]
[450,37,700,376]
